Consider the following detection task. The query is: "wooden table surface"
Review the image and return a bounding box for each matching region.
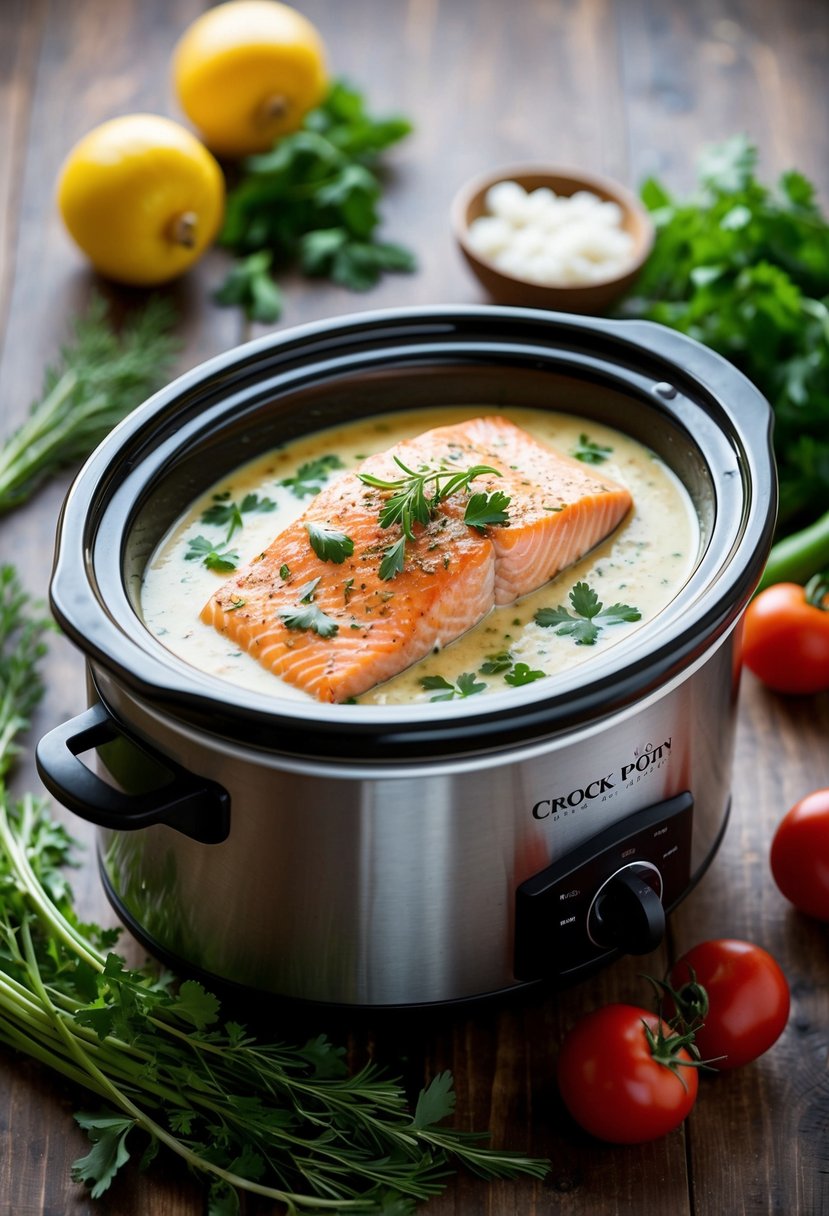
[2,1,829,1213]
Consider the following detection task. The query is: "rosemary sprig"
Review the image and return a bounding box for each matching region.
[358,457,509,580]
[0,296,176,513]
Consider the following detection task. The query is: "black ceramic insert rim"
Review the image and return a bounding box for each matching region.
[50,306,777,762]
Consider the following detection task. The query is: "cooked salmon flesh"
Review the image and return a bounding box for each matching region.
[201,416,632,701]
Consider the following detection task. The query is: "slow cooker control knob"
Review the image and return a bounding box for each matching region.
[587,862,665,956]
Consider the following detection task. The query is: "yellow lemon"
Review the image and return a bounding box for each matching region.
[172,0,328,158]
[57,114,225,286]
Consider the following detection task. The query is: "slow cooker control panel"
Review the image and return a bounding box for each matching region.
[514,792,693,982]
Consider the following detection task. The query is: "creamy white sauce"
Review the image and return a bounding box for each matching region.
[140,406,700,705]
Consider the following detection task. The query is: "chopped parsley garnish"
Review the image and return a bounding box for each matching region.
[535,580,641,645]
[479,651,546,685]
[306,521,354,564]
[277,577,338,637]
[504,662,546,687]
[279,563,291,580]
[378,536,407,581]
[480,651,513,674]
[184,535,239,572]
[464,489,512,531]
[225,596,247,611]
[572,434,613,464]
[358,457,507,580]
[279,454,344,499]
[420,672,487,701]
[201,491,276,540]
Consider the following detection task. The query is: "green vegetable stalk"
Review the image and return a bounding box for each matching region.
[756,508,829,592]
[0,566,548,1213]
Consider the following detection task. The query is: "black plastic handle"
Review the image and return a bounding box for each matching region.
[36,702,230,844]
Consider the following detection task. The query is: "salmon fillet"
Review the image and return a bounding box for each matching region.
[201,416,632,701]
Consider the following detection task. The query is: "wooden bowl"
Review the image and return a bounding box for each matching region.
[451,165,654,313]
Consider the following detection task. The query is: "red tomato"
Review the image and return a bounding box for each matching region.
[741,581,829,694]
[771,789,829,920]
[669,939,789,1070]
[556,1004,698,1143]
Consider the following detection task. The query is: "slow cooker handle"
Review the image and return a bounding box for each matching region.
[36,702,230,844]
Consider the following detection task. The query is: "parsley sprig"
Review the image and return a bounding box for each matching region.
[184,535,239,573]
[359,457,509,580]
[572,433,613,465]
[306,521,354,563]
[480,651,546,686]
[420,672,487,701]
[277,577,339,637]
[201,490,276,541]
[216,80,416,321]
[535,581,641,645]
[279,453,344,499]
[0,565,549,1210]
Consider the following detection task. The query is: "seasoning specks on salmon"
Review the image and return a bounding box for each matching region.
[201,417,632,702]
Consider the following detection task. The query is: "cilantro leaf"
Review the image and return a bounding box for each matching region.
[169,980,221,1030]
[296,577,321,603]
[72,1113,134,1198]
[464,489,511,530]
[184,535,239,572]
[279,454,344,499]
[306,521,355,563]
[535,580,641,646]
[572,433,613,464]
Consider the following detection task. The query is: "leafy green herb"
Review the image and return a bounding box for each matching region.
[504,662,546,687]
[535,581,641,645]
[278,602,339,638]
[359,457,503,579]
[420,672,487,702]
[216,80,416,317]
[479,651,513,674]
[619,135,829,533]
[0,296,176,513]
[378,535,407,581]
[279,453,344,499]
[296,577,321,603]
[464,489,512,531]
[212,250,284,323]
[225,596,246,611]
[306,521,355,563]
[279,563,291,580]
[201,491,276,540]
[184,535,239,573]
[572,434,612,465]
[0,563,549,1211]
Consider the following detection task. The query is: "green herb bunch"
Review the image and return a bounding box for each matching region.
[620,135,829,531]
[0,566,547,1213]
[0,296,176,513]
[216,80,416,321]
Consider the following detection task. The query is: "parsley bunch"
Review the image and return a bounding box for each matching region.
[0,566,548,1212]
[216,81,416,321]
[620,135,829,531]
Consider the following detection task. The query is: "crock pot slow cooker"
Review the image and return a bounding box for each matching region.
[36,306,776,1007]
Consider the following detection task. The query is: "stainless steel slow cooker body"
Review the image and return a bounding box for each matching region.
[38,306,776,1007]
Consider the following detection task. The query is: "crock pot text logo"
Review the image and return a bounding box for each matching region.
[532,739,672,819]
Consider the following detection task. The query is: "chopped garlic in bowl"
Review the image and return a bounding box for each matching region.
[466,181,637,287]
